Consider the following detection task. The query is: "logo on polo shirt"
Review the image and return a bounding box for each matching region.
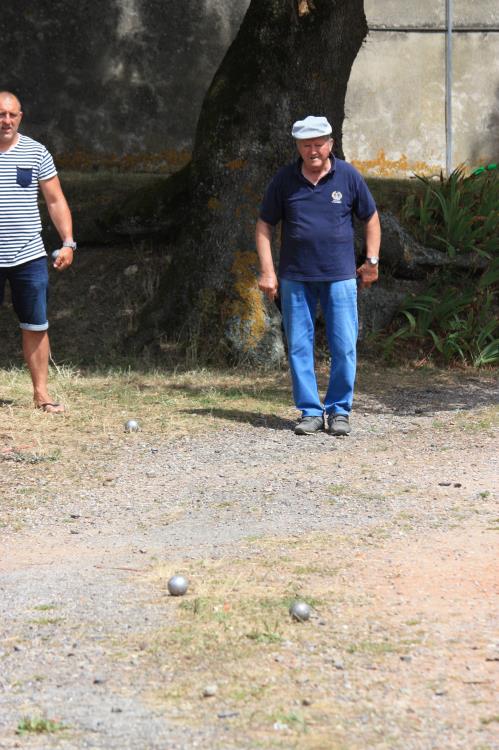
[331,191,342,204]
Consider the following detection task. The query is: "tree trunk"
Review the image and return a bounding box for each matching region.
[137,0,368,365]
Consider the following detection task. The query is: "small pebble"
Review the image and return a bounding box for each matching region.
[203,684,217,697]
[273,721,288,731]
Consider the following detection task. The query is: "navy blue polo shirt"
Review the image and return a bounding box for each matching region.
[259,157,376,281]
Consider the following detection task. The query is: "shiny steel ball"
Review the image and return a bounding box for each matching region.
[124,419,140,433]
[167,575,189,596]
[52,249,60,260]
[289,600,311,622]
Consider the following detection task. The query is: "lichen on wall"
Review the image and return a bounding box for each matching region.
[351,149,433,177]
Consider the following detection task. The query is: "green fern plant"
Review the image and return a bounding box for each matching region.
[387,168,498,366]
[402,167,499,259]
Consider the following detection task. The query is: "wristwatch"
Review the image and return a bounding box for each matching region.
[366,257,379,266]
[62,241,77,250]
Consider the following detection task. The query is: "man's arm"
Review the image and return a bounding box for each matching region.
[256,218,279,300]
[39,176,74,271]
[356,210,381,289]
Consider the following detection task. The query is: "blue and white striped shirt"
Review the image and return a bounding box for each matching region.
[0,134,57,267]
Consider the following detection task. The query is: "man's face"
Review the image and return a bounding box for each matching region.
[0,95,23,150]
[296,136,332,171]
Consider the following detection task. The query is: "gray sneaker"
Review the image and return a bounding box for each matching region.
[327,413,351,436]
[294,415,324,435]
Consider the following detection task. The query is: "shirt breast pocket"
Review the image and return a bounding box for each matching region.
[16,167,33,188]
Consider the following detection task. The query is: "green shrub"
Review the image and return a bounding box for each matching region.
[402,166,499,259]
[386,168,498,366]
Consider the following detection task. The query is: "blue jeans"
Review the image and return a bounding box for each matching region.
[280,278,358,417]
[0,257,49,331]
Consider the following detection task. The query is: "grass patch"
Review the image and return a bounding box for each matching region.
[328,483,350,495]
[33,603,59,611]
[16,715,66,735]
[346,640,404,656]
[480,715,499,726]
[246,622,283,644]
[29,617,64,626]
[1,450,60,464]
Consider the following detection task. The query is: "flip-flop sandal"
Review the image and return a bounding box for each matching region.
[36,402,65,414]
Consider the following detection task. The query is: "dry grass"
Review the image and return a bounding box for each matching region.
[1,361,496,489]
[0,364,292,456]
[0,364,293,528]
[131,532,396,748]
[1,362,496,519]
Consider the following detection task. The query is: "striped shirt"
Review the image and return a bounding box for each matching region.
[0,134,57,267]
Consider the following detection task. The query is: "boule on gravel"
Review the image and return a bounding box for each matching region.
[124,419,140,433]
[289,600,312,622]
[167,574,189,596]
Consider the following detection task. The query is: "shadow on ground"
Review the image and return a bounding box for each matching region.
[355,373,498,416]
[181,408,295,430]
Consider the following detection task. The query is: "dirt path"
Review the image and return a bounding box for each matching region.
[0,374,498,749]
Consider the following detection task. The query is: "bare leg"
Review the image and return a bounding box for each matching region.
[21,330,64,413]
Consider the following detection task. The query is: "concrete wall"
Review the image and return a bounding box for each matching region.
[4,0,248,169]
[4,0,498,174]
[343,0,499,175]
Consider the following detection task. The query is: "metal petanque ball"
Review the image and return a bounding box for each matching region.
[289,600,311,622]
[51,249,60,261]
[167,575,189,597]
[124,419,140,433]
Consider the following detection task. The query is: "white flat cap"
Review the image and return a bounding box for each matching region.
[291,115,332,139]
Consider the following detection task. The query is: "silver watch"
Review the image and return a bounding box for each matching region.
[367,257,379,266]
[62,241,77,250]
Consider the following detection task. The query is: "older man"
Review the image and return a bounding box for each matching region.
[256,115,381,436]
[0,91,76,413]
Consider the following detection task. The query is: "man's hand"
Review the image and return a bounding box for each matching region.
[258,271,279,301]
[53,246,74,272]
[356,261,379,289]
[358,211,381,289]
[255,218,278,301]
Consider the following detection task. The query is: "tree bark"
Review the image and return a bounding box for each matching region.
[137,0,368,364]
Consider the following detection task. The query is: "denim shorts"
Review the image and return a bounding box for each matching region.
[0,256,49,331]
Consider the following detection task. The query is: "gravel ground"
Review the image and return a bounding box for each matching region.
[0,375,498,749]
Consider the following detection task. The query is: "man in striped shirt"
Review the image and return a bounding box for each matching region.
[0,91,75,414]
